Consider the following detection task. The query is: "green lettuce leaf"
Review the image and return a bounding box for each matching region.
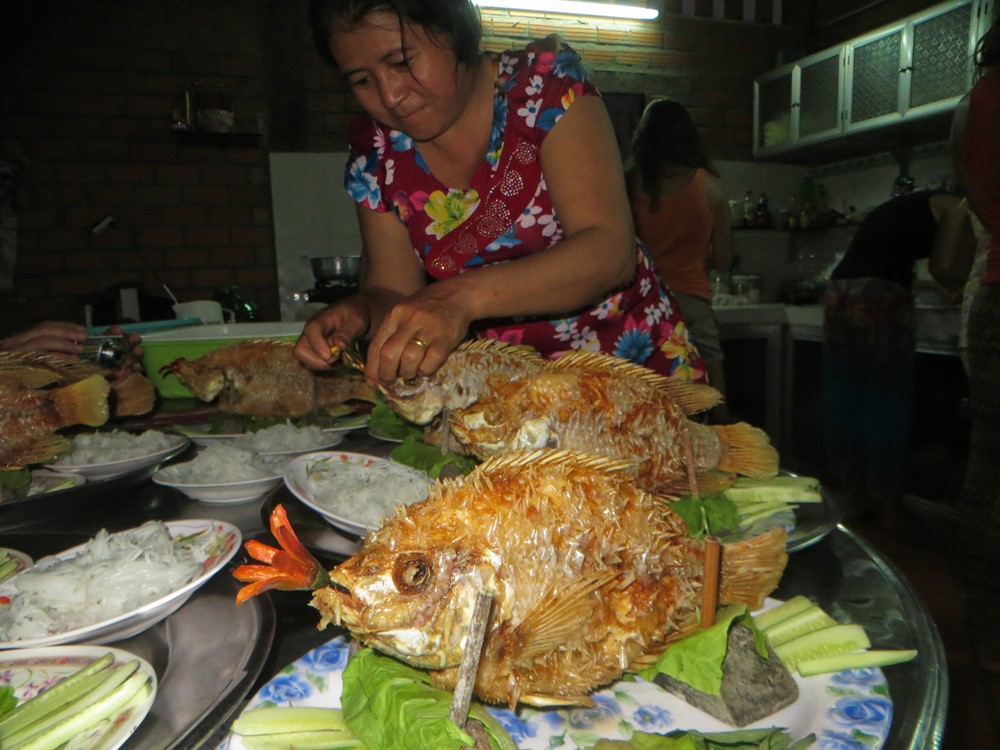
[669,493,742,540]
[389,434,478,479]
[638,607,768,695]
[368,402,423,442]
[341,648,515,750]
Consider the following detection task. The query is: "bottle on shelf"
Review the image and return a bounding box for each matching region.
[742,190,754,228]
[755,192,772,229]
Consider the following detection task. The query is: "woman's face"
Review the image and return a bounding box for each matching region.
[328,11,470,142]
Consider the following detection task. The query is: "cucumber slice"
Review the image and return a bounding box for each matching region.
[774,623,871,671]
[763,606,837,647]
[797,649,918,677]
[242,731,363,750]
[732,475,820,490]
[232,707,351,736]
[752,596,816,632]
[725,485,823,505]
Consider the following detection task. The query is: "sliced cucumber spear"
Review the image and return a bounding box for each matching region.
[0,653,115,736]
[6,670,150,750]
[798,649,918,677]
[231,707,353,736]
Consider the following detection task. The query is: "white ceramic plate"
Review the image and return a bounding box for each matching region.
[283,451,430,536]
[0,547,33,583]
[257,433,345,458]
[27,469,86,496]
[0,645,157,750]
[0,519,241,649]
[44,434,189,480]
[223,627,892,750]
[152,472,282,505]
[367,425,407,443]
[322,413,371,435]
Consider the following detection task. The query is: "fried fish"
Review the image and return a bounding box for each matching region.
[448,350,778,494]
[313,449,788,708]
[163,339,377,418]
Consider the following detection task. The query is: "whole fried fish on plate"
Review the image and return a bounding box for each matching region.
[163,339,377,418]
[236,449,788,709]
[0,362,110,469]
[449,350,779,495]
[0,350,155,418]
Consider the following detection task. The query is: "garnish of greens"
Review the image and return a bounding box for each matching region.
[591,727,816,749]
[0,652,154,750]
[230,647,516,750]
[368,402,479,478]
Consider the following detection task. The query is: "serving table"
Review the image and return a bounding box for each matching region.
[0,430,947,750]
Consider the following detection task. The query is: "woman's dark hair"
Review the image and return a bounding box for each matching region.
[309,0,482,69]
[974,13,999,70]
[626,98,715,206]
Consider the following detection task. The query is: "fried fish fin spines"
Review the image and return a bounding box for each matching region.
[110,371,156,416]
[0,433,72,469]
[709,422,780,478]
[718,527,788,610]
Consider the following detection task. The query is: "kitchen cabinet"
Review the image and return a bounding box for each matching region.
[753,0,994,161]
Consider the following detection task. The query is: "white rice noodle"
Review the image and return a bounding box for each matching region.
[231,422,329,453]
[309,460,430,529]
[0,521,203,642]
[157,443,280,484]
[54,429,176,465]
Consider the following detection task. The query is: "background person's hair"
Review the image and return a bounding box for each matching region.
[974,12,999,71]
[309,0,482,69]
[626,98,716,208]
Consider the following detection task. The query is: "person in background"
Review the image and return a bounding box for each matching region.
[295,0,705,386]
[821,189,974,527]
[953,11,1000,675]
[625,98,733,422]
[1,320,143,376]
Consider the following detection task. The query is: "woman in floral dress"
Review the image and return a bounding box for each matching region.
[296,0,705,387]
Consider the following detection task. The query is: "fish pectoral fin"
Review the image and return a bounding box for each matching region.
[511,571,619,667]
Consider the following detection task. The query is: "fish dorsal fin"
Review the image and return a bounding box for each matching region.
[456,338,544,361]
[545,351,721,415]
[511,570,620,667]
[477,448,636,479]
[0,352,101,388]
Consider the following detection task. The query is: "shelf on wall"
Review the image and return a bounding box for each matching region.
[172,130,262,148]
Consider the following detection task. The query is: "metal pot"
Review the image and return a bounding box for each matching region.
[304,255,361,282]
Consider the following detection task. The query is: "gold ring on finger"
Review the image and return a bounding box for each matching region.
[411,337,428,349]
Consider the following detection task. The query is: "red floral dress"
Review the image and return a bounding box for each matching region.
[344,36,705,382]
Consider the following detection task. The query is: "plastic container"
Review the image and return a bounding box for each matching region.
[141,322,303,398]
[730,274,763,305]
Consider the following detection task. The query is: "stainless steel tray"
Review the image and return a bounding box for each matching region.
[119,572,275,749]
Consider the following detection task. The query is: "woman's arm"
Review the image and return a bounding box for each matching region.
[928,194,976,297]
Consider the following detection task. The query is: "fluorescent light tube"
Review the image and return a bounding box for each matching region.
[474,1,659,21]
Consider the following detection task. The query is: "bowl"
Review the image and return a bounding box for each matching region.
[152,472,283,505]
[283,451,431,536]
[141,322,303,398]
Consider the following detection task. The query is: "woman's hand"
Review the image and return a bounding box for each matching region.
[295,296,372,370]
[364,281,474,385]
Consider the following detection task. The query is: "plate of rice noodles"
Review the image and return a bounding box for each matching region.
[0,518,240,649]
[152,443,285,504]
[283,451,432,536]
[44,429,189,481]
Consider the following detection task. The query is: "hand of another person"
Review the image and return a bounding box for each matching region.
[364,284,474,386]
[295,297,371,371]
[1,320,89,357]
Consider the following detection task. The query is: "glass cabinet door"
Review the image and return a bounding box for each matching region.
[846,24,906,131]
[796,47,846,144]
[906,0,975,114]
[753,68,793,155]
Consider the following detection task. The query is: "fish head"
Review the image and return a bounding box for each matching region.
[321,543,499,669]
[450,398,552,456]
[162,359,226,401]
[378,375,448,426]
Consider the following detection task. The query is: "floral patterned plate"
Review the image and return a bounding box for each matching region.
[0,644,157,750]
[223,629,893,750]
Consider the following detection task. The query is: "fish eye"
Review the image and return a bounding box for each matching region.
[392,553,434,594]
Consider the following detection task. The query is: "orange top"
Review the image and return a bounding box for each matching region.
[631,168,713,300]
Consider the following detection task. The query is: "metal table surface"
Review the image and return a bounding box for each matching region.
[2,432,947,750]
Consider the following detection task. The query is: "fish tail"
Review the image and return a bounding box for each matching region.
[0,434,73,469]
[53,374,111,427]
[712,422,779,478]
[717,527,788,610]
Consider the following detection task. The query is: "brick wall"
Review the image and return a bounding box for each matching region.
[1,1,937,330]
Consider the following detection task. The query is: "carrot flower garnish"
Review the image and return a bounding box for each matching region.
[233,503,330,605]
